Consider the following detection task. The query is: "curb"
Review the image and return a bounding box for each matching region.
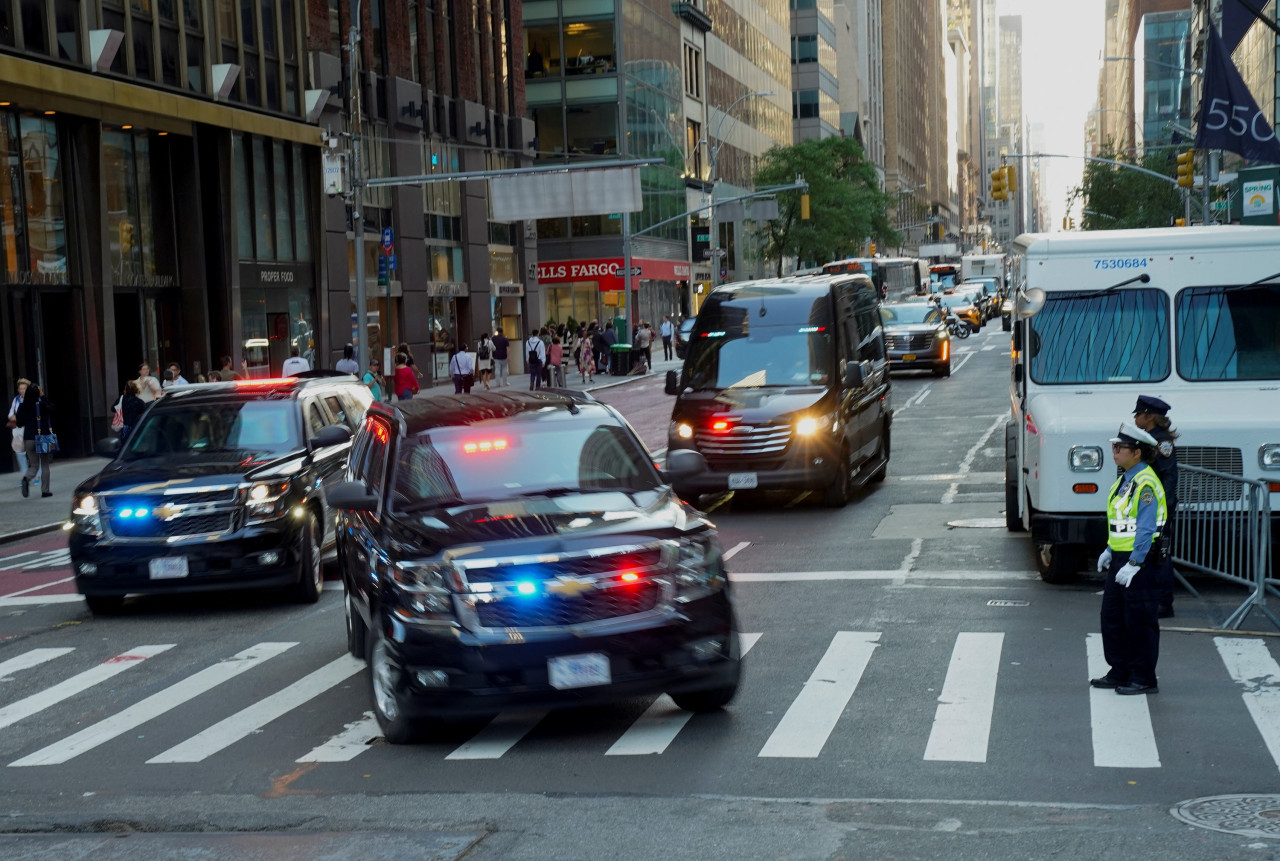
[0,520,67,547]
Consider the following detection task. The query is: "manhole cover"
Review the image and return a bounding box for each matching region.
[946,518,1006,529]
[1171,794,1280,838]
[987,599,1029,607]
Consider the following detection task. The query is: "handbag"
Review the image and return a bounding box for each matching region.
[10,426,22,454]
[34,401,57,454]
[111,398,124,431]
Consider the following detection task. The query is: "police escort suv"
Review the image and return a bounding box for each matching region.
[68,375,371,613]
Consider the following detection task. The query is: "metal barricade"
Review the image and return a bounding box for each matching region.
[1169,464,1275,630]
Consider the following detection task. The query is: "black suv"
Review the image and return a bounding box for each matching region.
[328,390,740,744]
[68,375,372,613]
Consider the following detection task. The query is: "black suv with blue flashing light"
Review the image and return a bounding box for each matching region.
[68,376,372,614]
[327,390,740,744]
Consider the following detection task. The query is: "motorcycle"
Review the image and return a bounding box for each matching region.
[942,305,970,340]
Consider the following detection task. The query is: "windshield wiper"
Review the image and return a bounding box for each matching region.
[1218,270,1280,294]
[515,486,587,498]
[1094,273,1151,294]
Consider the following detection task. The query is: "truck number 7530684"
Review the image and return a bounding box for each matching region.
[1093,258,1149,270]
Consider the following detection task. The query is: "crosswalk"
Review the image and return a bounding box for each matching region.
[2,630,1279,771]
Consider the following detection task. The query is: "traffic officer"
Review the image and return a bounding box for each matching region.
[1091,422,1168,696]
[1133,394,1178,618]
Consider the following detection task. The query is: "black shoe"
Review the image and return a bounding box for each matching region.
[1115,683,1158,695]
[1090,676,1125,689]
[1158,605,1175,618]
[21,477,29,498]
[41,492,52,498]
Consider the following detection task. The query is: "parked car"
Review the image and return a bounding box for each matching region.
[880,301,951,377]
[330,390,741,743]
[675,316,696,359]
[68,375,372,614]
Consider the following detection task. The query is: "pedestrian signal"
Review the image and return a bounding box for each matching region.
[1176,150,1195,189]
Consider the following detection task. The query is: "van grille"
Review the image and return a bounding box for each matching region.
[695,424,792,458]
[1116,447,1245,505]
[1178,446,1242,475]
[885,333,935,351]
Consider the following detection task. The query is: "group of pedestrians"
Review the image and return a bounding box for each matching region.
[1091,394,1179,698]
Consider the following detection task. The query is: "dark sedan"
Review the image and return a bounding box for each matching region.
[880,302,951,377]
[675,316,696,359]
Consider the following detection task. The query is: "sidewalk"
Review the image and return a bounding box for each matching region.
[0,351,686,545]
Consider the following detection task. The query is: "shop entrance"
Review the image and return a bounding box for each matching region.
[5,285,90,458]
[112,289,184,390]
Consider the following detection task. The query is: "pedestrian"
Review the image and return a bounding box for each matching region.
[474,332,494,390]
[660,315,675,361]
[118,380,146,448]
[335,344,359,376]
[525,329,546,390]
[1091,422,1167,696]
[166,362,189,386]
[282,346,310,376]
[363,357,385,401]
[450,342,476,393]
[492,328,510,387]
[207,370,222,382]
[1133,394,1179,618]
[539,326,553,386]
[634,321,653,372]
[7,377,31,485]
[135,362,163,402]
[548,335,565,387]
[393,352,419,400]
[218,355,240,381]
[576,334,596,383]
[398,343,425,388]
[15,382,55,498]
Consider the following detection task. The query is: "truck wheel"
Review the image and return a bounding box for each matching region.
[870,424,890,483]
[291,511,323,604]
[672,680,740,713]
[84,595,124,615]
[368,622,427,744]
[345,591,368,659]
[1004,423,1025,533]
[1035,543,1081,584]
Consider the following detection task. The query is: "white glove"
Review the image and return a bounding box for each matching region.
[1115,562,1140,587]
[1097,548,1112,574]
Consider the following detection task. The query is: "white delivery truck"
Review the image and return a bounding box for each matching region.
[961,254,1004,282]
[1004,226,1280,582]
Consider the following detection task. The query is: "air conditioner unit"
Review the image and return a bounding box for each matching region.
[509,116,536,156]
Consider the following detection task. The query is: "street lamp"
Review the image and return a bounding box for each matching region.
[705,91,773,285]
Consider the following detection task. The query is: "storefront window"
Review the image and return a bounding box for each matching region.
[273,141,291,259]
[0,114,18,273]
[291,147,311,260]
[232,134,253,258]
[546,283,598,328]
[252,137,274,257]
[21,116,68,278]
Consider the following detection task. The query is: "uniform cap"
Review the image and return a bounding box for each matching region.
[1110,421,1158,448]
[1133,394,1171,416]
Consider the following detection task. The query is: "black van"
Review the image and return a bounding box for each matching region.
[664,274,891,507]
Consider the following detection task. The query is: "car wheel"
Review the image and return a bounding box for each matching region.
[822,446,851,507]
[84,595,124,615]
[346,591,368,659]
[1004,424,1025,533]
[291,510,323,604]
[932,361,951,377]
[870,423,889,483]
[1035,542,1081,584]
[368,622,426,744]
[671,678,740,713]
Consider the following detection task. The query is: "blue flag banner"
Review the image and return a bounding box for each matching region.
[1195,23,1280,164]
[1223,0,1256,53]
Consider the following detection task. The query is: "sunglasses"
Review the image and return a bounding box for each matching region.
[1111,442,1134,451]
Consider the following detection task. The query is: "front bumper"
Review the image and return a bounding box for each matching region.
[383,593,739,718]
[669,438,840,495]
[887,347,947,371]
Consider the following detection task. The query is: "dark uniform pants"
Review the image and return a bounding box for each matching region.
[1157,522,1175,610]
[1100,549,1161,687]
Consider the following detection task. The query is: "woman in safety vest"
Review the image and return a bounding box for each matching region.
[1090,422,1168,696]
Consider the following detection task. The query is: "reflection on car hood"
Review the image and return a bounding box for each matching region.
[75,451,303,495]
[672,387,828,421]
[384,487,701,557]
[883,323,943,335]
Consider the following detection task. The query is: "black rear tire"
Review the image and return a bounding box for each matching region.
[1004,423,1025,533]
[84,595,124,615]
[1036,543,1082,584]
[291,511,323,604]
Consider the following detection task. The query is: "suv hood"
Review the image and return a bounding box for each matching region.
[76,451,305,496]
[673,387,828,423]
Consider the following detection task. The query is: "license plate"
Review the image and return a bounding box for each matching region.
[149,557,189,579]
[728,472,758,490]
[902,353,917,361]
[548,653,611,690]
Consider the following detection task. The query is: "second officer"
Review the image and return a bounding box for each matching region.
[1133,394,1178,617]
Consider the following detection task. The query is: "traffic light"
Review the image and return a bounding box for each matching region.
[869,242,876,255]
[1176,150,1195,188]
[1005,165,1018,194]
[800,193,810,220]
[118,221,134,254]
[990,166,1007,201]
[1174,217,1187,227]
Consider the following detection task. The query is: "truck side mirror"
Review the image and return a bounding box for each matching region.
[665,369,679,396]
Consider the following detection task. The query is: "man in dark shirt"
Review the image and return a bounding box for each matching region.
[491,328,510,387]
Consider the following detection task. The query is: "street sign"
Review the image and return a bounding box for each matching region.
[623,266,642,276]
[378,256,388,276]
[388,253,397,270]
[381,227,393,251]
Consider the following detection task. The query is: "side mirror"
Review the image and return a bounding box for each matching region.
[844,362,866,388]
[1013,364,1024,384]
[1014,287,1046,320]
[665,448,708,481]
[95,437,120,459]
[665,369,679,396]
[325,480,379,511]
[308,423,351,453]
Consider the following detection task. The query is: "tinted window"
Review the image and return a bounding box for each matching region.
[306,401,329,436]
[1029,289,1170,384]
[881,304,942,325]
[123,399,301,461]
[1176,285,1280,381]
[685,326,833,389]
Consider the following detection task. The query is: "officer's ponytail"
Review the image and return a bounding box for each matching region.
[1152,414,1179,440]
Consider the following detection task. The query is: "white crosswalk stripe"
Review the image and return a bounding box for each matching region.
[758,631,880,758]
[1215,637,1280,771]
[923,632,1003,763]
[1087,633,1160,768]
[9,642,296,767]
[446,710,551,760]
[0,647,74,680]
[0,645,173,731]
[297,712,380,763]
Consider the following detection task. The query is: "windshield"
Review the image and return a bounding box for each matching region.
[389,415,660,508]
[881,304,942,325]
[1028,289,1170,384]
[122,399,301,462]
[685,326,833,389]
[1177,285,1280,380]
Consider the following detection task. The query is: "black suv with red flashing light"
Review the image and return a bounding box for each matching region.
[327,390,740,744]
[68,375,372,614]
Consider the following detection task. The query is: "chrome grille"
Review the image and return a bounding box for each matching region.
[1179,446,1243,475]
[694,424,791,457]
[462,548,664,584]
[476,581,662,628]
[101,487,241,539]
[1179,448,1244,504]
[885,333,935,351]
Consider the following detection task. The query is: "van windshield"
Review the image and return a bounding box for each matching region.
[684,326,834,389]
[1177,285,1280,380]
[1028,289,1170,384]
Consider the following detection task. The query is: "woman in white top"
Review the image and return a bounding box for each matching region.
[475,334,494,390]
[134,363,163,402]
[8,377,30,482]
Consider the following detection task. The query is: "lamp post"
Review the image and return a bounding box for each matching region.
[346,0,368,372]
[706,91,773,286]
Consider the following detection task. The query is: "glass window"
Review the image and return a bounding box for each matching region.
[252,137,273,258]
[161,27,180,86]
[158,0,175,21]
[21,116,68,278]
[0,4,13,47]
[21,0,48,54]
[134,25,154,80]
[260,0,275,54]
[565,101,616,155]
[186,34,204,92]
[524,24,559,78]
[562,19,614,75]
[243,50,259,103]
[183,0,201,29]
[291,147,312,261]
[280,0,296,60]
[239,0,255,46]
[265,60,279,111]
[284,64,297,113]
[1176,285,1280,381]
[122,399,301,461]
[685,324,834,390]
[0,114,18,272]
[55,0,80,62]
[233,134,253,258]
[1028,290,1170,384]
[131,0,153,15]
[273,141,292,260]
[792,34,817,64]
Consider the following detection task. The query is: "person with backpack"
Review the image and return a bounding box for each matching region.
[475,332,494,390]
[525,330,546,390]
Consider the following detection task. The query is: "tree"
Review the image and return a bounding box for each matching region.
[1068,146,1184,230]
[751,137,898,275]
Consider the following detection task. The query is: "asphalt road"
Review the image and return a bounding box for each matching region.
[2,322,1279,860]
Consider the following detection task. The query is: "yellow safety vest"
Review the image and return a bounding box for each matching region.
[1106,464,1168,552]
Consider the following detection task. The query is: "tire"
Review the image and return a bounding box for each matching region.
[84,594,124,615]
[822,446,851,507]
[1035,543,1081,584]
[870,423,889,483]
[671,679,740,713]
[291,511,323,604]
[954,324,970,340]
[1004,423,1025,533]
[345,591,368,659]
[932,361,951,378]
[1002,314,1011,332]
[368,622,426,744]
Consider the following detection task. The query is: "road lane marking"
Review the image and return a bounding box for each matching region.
[923,633,1003,762]
[606,633,762,756]
[941,415,1007,504]
[297,712,380,762]
[2,576,75,599]
[730,569,1035,582]
[0,647,74,680]
[0,645,174,731]
[1087,633,1159,768]
[949,350,978,375]
[445,710,550,760]
[0,595,82,606]
[0,551,39,570]
[722,541,749,561]
[759,631,879,758]
[1215,637,1280,771]
[9,642,297,767]
[147,654,364,763]
[897,538,923,576]
[897,386,933,413]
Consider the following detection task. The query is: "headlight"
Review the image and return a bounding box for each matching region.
[1069,445,1104,472]
[672,421,694,440]
[245,480,292,522]
[73,494,99,515]
[1261,444,1280,470]
[795,413,836,436]
[674,535,725,602]
[390,561,456,619]
[71,494,103,537]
